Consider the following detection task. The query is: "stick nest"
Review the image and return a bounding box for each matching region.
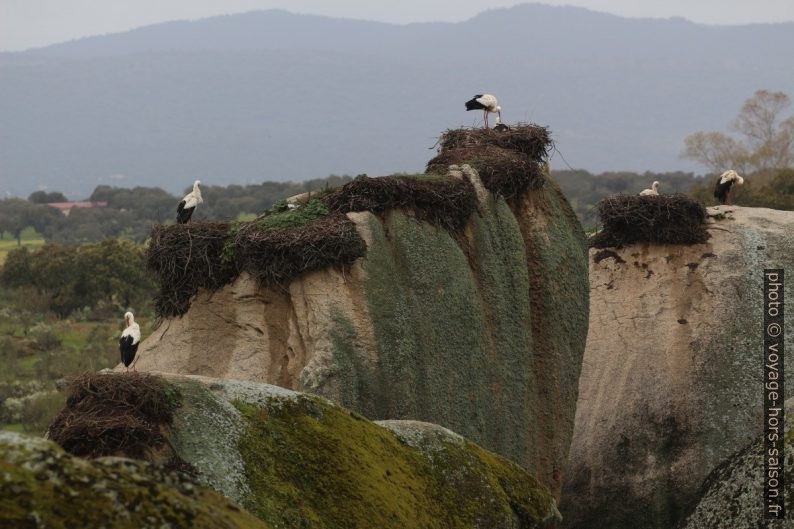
[590,193,709,248]
[322,174,477,232]
[146,174,477,318]
[233,213,367,285]
[426,124,552,199]
[147,223,237,318]
[47,372,182,460]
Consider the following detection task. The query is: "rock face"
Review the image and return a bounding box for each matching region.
[562,206,794,529]
[679,399,793,529]
[152,373,563,529]
[133,166,590,494]
[0,431,268,529]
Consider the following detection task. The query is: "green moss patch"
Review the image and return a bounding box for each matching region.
[254,198,330,230]
[468,197,537,463]
[357,204,542,468]
[361,210,492,429]
[0,431,269,529]
[233,395,557,529]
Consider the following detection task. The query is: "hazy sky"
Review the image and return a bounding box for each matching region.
[3,0,794,52]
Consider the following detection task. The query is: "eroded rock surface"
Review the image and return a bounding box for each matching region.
[562,206,794,529]
[680,399,793,529]
[0,430,269,529]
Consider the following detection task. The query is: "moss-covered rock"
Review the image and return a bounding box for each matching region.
[157,374,561,529]
[133,142,590,497]
[680,398,794,529]
[0,430,269,529]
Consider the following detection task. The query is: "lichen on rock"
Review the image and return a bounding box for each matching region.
[47,373,561,529]
[563,206,794,529]
[0,430,269,529]
[679,399,794,529]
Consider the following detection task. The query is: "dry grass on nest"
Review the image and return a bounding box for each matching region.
[437,124,552,161]
[322,174,478,232]
[233,213,366,285]
[146,222,235,318]
[590,193,708,248]
[47,372,182,460]
[146,215,366,318]
[427,125,551,199]
[426,146,545,199]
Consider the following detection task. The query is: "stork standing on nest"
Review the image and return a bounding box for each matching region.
[713,170,744,205]
[176,180,203,224]
[465,94,502,129]
[119,311,141,372]
[639,181,660,196]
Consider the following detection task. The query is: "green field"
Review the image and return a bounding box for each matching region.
[0,228,46,264]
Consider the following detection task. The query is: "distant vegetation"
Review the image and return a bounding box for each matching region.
[0,175,351,435]
[0,175,353,246]
[3,168,794,242]
[2,239,154,318]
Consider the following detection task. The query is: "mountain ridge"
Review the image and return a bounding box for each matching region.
[1,3,793,197]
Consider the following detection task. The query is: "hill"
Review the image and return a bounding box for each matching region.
[1,4,793,197]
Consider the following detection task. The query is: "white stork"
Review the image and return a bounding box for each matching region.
[493,116,510,132]
[177,180,203,224]
[714,170,744,205]
[639,181,660,196]
[119,311,141,372]
[465,94,502,129]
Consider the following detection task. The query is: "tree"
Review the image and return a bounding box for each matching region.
[2,240,155,317]
[682,90,794,176]
[28,191,68,204]
[0,199,63,244]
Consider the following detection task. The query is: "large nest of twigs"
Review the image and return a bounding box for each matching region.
[47,372,181,460]
[147,174,478,318]
[323,174,477,231]
[147,215,366,318]
[147,223,236,317]
[590,193,709,248]
[232,213,366,285]
[437,125,551,160]
[426,124,552,199]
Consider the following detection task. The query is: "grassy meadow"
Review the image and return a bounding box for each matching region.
[0,228,45,265]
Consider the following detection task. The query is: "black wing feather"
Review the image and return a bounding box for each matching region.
[465,96,487,111]
[119,335,138,367]
[176,202,195,224]
[713,178,732,202]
